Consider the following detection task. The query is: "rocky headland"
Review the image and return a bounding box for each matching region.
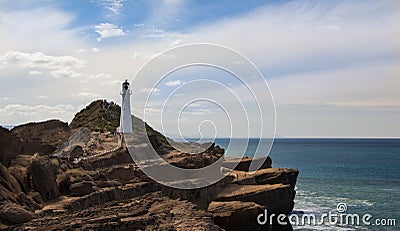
[0,100,298,230]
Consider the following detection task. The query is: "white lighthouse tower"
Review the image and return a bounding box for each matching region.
[117,79,133,134]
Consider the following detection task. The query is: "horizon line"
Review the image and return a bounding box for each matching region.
[174,136,400,139]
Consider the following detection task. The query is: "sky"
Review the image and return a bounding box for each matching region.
[0,0,399,138]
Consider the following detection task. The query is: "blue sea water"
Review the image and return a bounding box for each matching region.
[214,138,400,230]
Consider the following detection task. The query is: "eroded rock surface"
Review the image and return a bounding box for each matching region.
[0,100,298,230]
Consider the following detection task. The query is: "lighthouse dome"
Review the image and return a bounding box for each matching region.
[122,80,129,90]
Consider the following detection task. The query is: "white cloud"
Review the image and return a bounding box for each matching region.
[0,51,85,78]
[88,73,114,79]
[140,87,161,94]
[0,103,78,125]
[94,23,125,41]
[102,79,120,86]
[50,69,81,78]
[182,108,213,116]
[145,107,162,114]
[0,51,84,69]
[76,92,101,98]
[29,70,42,75]
[144,28,187,39]
[0,7,84,54]
[165,80,182,87]
[98,0,125,17]
[0,104,76,120]
[92,47,100,52]
[37,95,49,99]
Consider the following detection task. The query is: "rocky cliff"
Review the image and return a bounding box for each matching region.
[0,100,298,230]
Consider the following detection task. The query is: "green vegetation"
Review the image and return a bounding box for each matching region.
[69,100,120,132]
[69,99,172,150]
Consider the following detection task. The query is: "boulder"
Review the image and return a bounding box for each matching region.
[103,165,136,184]
[16,193,42,211]
[214,183,295,214]
[8,154,33,193]
[234,168,299,188]
[0,201,34,224]
[69,145,84,159]
[0,183,15,202]
[69,181,95,196]
[208,201,270,231]
[223,156,272,171]
[30,156,59,200]
[0,162,21,194]
[0,126,21,167]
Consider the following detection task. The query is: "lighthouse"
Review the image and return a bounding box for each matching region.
[117,79,133,134]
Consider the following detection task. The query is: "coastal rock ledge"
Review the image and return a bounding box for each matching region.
[0,100,298,230]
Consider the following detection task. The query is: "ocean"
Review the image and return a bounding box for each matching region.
[214,138,400,230]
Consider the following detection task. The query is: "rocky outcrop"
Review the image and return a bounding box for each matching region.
[162,147,224,169]
[11,192,220,230]
[208,201,269,231]
[207,167,298,230]
[0,126,21,166]
[234,168,298,188]
[11,120,71,155]
[0,201,34,224]
[0,100,299,230]
[223,156,272,171]
[8,154,33,193]
[0,162,21,195]
[30,156,59,200]
[69,181,95,196]
[214,183,295,214]
[69,100,121,132]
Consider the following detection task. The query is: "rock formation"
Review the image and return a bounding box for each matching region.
[0,126,21,167]
[0,100,299,230]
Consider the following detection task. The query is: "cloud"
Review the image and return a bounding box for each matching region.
[140,87,161,94]
[88,73,114,79]
[29,70,42,75]
[0,104,76,124]
[0,51,84,69]
[145,107,162,114]
[97,0,125,17]
[182,108,213,116]
[37,95,49,99]
[165,80,182,87]
[144,28,187,39]
[0,51,85,78]
[76,92,101,98]
[50,69,81,78]
[0,7,84,53]
[94,23,125,41]
[102,79,120,86]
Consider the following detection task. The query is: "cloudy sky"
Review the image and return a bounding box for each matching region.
[0,0,399,138]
